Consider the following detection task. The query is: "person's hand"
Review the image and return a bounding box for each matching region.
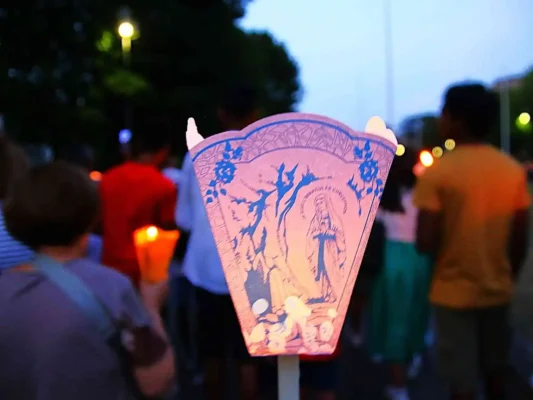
[140,279,169,312]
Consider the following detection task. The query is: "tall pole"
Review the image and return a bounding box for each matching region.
[121,38,133,132]
[500,81,511,154]
[383,0,395,129]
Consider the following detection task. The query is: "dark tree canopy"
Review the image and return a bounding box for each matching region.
[0,0,301,168]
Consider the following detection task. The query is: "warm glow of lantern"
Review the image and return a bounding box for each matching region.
[146,226,158,241]
[134,226,179,283]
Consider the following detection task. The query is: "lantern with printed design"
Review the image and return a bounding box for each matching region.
[186,113,397,357]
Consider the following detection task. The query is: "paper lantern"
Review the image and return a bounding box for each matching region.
[187,113,397,357]
[133,225,179,283]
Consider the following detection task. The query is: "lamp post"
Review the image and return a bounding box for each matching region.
[383,0,395,129]
[118,21,135,66]
[117,17,137,159]
[500,81,511,154]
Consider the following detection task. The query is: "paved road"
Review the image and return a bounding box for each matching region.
[174,211,533,399]
[175,336,533,399]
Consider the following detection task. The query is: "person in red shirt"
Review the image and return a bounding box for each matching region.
[99,127,177,288]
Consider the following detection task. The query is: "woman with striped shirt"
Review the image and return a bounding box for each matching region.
[0,135,33,269]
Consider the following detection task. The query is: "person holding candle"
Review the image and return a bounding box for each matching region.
[177,85,261,400]
[0,161,175,399]
[99,116,178,288]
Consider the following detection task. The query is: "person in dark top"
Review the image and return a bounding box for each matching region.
[0,135,33,269]
[0,161,174,399]
[177,85,261,400]
[56,143,103,262]
[368,149,431,400]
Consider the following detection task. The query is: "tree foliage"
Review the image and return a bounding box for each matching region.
[0,0,301,168]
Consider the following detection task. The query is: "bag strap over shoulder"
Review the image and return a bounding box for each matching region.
[31,254,115,340]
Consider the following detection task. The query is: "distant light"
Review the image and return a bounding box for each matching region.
[419,150,434,167]
[413,162,425,177]
[118,22,135,39]
[432,146,443,158]
[444,139,456,151]
[396,144,405,156]
[518,112,531,126]
[119,129,132,144]
[90,171,102,182]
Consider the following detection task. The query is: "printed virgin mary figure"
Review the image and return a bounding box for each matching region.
[306,194,347,303]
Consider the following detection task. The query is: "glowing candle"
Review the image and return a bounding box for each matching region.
[133,226,179,283]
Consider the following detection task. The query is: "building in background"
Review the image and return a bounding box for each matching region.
[493,75,524,92]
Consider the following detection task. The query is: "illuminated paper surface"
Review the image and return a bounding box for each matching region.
[188,113,397,356]
[134,226,179,283]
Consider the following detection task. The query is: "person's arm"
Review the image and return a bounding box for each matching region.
[412,171,443,255]
[510,174,531,278]
[119,281,175,398]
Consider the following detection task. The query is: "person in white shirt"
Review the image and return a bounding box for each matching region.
[162,159,183,189]
[176,85,260,400]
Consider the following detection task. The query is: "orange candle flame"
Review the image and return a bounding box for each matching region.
[133,226,179,283]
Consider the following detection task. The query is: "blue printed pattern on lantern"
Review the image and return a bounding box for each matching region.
[205,141,243,204]
[347,140,385,216]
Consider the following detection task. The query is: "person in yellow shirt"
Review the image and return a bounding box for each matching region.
[413,83,530,400]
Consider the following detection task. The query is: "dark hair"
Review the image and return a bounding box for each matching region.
[56,144,93,170]
[380,149,418,213]
[130,115,172,157]
[3,161,99,249]
[443,83,499,139]
[220,84,258,120]
[0,136,30,200]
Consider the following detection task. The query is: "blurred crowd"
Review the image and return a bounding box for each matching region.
[0,82,532,400]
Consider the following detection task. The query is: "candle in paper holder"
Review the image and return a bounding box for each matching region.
[133,225,179,283]
[186,113,397,357]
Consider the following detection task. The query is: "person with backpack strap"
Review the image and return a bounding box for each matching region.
[0,161,175,399]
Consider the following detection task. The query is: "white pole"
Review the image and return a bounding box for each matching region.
[383,0,395,129]
[500,81,511,153]
[278,356,300,400]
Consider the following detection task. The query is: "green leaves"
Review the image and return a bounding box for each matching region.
[104,69,151,97]
[2,0,300,169]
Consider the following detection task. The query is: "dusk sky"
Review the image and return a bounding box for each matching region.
[241,0,533,132]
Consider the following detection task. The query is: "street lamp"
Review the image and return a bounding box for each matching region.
[518,112,531,126]
[117,17,137,157]
[118,21,135,65]
[516,112,532,134]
